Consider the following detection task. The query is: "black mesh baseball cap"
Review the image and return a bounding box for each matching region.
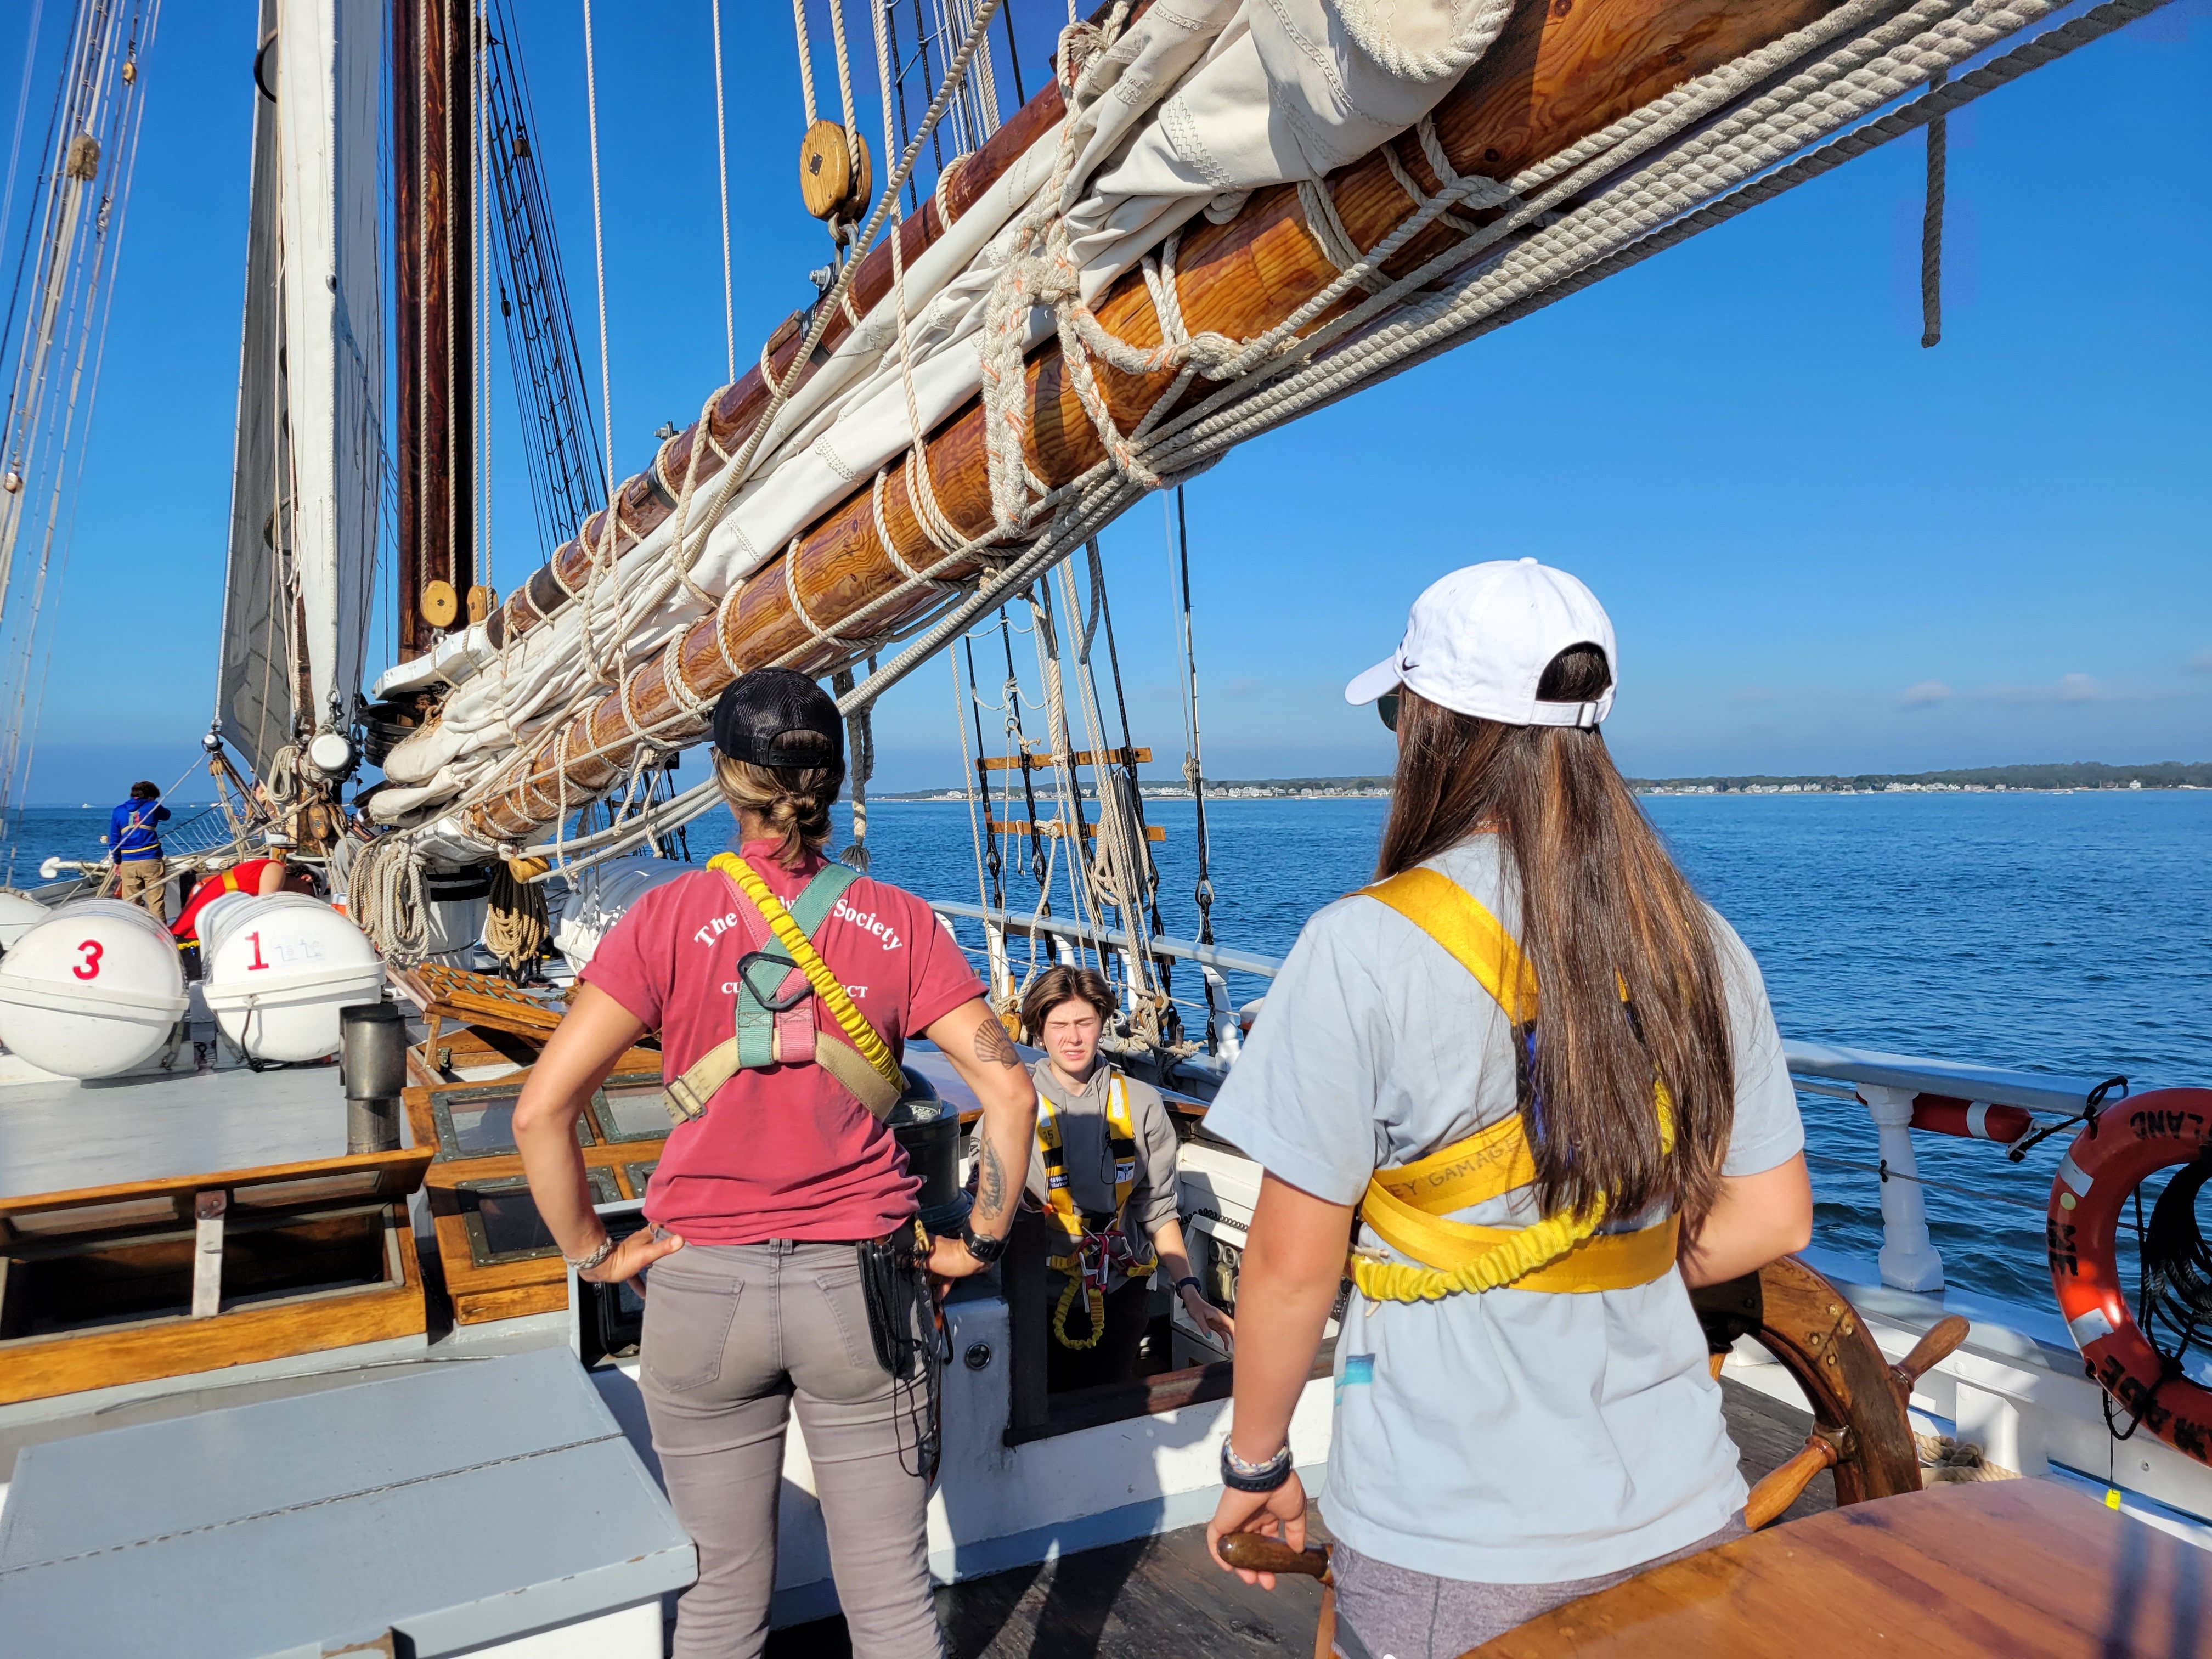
[711,668,843,770]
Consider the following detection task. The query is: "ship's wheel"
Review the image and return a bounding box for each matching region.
[1688,1254,1963,1520]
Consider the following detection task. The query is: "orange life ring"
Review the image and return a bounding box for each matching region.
[2047,1086,2212,1466]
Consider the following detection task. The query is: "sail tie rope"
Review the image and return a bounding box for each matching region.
[783,535,890,655]
[1921,65,1946,348]
[975,16,1523,518]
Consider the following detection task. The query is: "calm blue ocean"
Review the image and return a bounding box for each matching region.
[9,791,2208,1311]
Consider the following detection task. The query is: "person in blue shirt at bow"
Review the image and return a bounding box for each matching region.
[103,781,171,919]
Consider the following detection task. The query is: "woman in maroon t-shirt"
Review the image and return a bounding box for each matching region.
[515,670,1037,1659]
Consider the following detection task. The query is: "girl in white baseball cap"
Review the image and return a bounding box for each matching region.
[1203,560,1813,1656]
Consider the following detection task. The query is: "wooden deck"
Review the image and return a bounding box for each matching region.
[765,1378,1835,1657]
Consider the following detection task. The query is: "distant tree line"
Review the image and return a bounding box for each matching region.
[885,760,2208,799]
[1627,761,2211,791]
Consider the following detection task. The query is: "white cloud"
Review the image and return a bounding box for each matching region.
[1900,680,1953,708]
[2056,672,2101,703]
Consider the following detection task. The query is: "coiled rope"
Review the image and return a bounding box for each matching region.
[484,857,550,972]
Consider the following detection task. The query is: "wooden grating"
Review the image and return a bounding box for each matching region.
[397,962,571,1040]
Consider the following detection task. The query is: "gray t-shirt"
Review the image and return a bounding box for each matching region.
[1023,1059,1180,1290]
[1204,836,1802,1584]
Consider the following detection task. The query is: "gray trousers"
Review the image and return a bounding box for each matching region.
[640,1239,941,1659]
[1330,1515,1748,1659]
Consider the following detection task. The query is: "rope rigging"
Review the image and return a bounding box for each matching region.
[579,0,615,524]
[1170,487,1216,951]
[481,0,605,554]
[0,0,157,828]
[962,636,1001,908]
[712,0,734,382]
[356,0,2179,985]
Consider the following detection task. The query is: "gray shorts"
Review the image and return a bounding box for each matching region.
[1330,1515,1747,1659]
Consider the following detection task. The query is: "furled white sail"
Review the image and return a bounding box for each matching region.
[275,0,384,744]
[215,2,292,784]
[219,0,383,780]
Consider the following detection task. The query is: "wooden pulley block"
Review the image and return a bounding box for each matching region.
[465,584,496,624]
[798,119,871,224]
[421,579,458,629]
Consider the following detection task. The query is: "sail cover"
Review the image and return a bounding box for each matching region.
[218,0,382,780]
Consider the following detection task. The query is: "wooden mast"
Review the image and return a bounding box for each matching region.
[390,0,420,657]
[461,0,1847,844]
[394,0,473,659]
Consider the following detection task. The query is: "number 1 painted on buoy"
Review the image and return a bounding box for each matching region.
[245,930,268,970]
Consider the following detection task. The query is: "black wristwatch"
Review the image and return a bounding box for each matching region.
[957,1220,1008,1265]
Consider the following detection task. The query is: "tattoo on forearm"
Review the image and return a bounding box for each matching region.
[973,1019,1021,1068]
[977,1138,1009,1222]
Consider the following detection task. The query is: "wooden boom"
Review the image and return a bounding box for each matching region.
[462,0,1844,844]
[476,84,1068,658]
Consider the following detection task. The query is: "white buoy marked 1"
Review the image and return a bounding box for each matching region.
[200,894,386,1064]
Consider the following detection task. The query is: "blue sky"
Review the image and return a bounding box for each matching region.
[7,0,2207,803]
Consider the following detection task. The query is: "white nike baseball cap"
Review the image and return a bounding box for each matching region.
[1344,558,1617,729]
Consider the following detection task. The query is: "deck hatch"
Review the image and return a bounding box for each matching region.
[431,1083,592,1160]
[586,1071,673,1144]
[457,1170,619,1267]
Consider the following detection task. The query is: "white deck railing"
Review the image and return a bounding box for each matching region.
[928,898,2134,1297]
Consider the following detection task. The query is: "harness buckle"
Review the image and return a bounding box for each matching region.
[663,1077,709,1124]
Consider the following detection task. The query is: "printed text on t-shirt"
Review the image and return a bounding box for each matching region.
[830,897,902,950]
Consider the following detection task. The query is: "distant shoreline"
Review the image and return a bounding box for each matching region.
[878,759,2211,803]
[16,759,2205,812]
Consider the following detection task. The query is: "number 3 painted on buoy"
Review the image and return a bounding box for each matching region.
[72,939,102,980]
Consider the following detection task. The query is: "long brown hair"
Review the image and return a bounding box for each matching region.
[1377,647,1735,1231]
[714,752,844,872]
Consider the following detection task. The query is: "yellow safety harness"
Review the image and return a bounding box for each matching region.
[1351,867,1679,1302]
[1036,1070,1158,1349]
